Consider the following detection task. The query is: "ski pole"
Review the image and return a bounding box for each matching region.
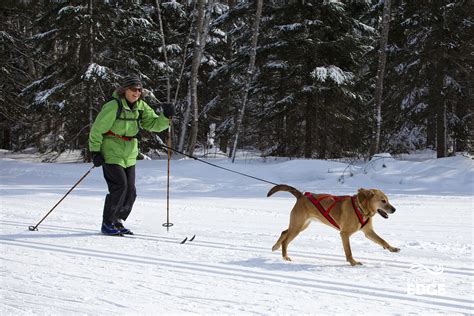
[28,165,95,231]
[162,123,174,231]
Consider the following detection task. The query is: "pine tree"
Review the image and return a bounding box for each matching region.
[384,0,472,155]
[253,0,376,158]
[20,1,174,158]
[0,1,37,150]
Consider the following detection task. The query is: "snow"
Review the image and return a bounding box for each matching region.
[58,6,87,16]
[401,87,429,110]
[34,83,65,105]
[1,150,473,314]
[264,61,289,70]
[276,23,303,31]
[129,18,153,29]
[0,31,14,42]
[83,63,109,81]
[312,65,354,85]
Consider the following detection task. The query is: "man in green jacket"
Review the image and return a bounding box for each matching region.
[89,75,173,235]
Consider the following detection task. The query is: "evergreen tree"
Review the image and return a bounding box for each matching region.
[2,0,471,160]
[384,0,472,155]
[253,0,376,158]
[0,1,37,150]
[20,1,175,158]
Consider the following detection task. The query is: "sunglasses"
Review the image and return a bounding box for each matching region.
[129,87,142,93]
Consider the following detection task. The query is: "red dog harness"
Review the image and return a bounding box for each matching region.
[303,192,368,230]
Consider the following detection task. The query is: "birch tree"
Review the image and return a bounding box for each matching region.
[230,0,263,162]
[370,0,391,157]
[187,0,215,156]
[155,0,171,103]
[87,0,94,143]
[177,5,198,152]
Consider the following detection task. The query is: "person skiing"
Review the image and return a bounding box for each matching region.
[88,75,174,235]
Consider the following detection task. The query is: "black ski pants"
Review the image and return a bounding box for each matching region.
[102,164,137,224]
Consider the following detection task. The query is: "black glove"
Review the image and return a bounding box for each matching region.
[161,102,175,119]
[91,152,105,167]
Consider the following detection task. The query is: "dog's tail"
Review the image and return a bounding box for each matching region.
[267,184,303,199]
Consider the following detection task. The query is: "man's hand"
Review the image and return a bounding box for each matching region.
[91,152,105,167]
[161,102,175,119]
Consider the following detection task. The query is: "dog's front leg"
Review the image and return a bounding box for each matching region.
[362,226,400,253]
[340,231,361,266]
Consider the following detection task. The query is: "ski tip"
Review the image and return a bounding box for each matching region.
[189,235,196,242]
[180,237,188,244]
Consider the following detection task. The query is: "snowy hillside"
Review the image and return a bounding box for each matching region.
[1,151,473,314]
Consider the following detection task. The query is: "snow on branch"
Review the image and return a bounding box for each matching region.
[353,20,376,34]
[58,5,87,15]
[264,61,288,70]
[401,87,428,110]
[444,76,462,92]
[34,83,65,105]
[324,0,345,12]
[0,31,14,42]
[311,65,354,85]
[275,94,295,105]
[30,29,58,40]
[129,17,153,28]
[83,63,111,81]
[275,23,303,31]
[20,74,54,96]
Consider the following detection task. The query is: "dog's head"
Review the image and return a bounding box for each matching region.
[357,188,396,219]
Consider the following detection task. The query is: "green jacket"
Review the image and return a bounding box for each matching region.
[89,91,170,168]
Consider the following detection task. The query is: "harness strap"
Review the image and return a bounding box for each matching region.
[113,98,143,127]
[351,196,369,228]
[304,193,369,230]
[104,130,135,141]
[304,192,341,230]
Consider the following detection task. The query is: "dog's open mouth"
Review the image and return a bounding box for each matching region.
[377,209,389,219]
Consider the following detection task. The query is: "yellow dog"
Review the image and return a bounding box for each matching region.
[268,184,400,266]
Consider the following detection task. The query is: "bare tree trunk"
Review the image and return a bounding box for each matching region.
[370,0,391,157]
[27,30,37,78]
[187,0,215,156]
[436,99,447,158]
[155,0,171,103]
[303,94,313,158]
[218,0,235,154]
[426,114,436,149]
[431,0,447,158]
[1,125,11,150]
[230,0,263,162]
[87,0,94,135]
[178,83,192,151]
[172,2,196,151]
[85,0,94,160]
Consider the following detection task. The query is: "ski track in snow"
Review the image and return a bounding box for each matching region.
[1,155,473,314]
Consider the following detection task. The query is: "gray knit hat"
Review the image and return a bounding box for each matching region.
[119,75,142,89]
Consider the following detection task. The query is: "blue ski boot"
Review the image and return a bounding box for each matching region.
[114,219,133,235]
[101,222,121,236]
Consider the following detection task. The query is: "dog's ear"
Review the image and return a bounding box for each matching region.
[358,188,375,200]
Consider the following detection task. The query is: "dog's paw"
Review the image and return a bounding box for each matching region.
[283,256,292,262]
[272,244,280,251]
[349,260,362,266]
[388,247,400,253]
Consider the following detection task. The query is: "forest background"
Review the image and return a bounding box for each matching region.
[1,0,472,161]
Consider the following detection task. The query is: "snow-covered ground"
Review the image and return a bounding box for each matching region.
[1,150,473,315]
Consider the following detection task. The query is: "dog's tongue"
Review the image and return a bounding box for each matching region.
[377,209,389,219]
